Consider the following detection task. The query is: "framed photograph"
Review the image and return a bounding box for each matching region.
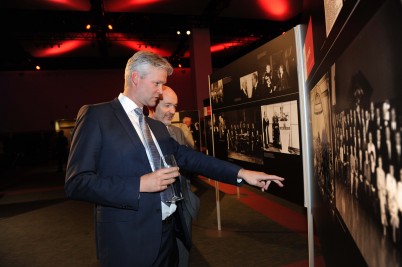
[332,1,402,265]
[261,100,300,156]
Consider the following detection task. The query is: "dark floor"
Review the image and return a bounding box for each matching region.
[0,160,323,267]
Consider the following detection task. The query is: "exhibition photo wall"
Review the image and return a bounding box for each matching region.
[208,27,304,205]
[308,0,402,266]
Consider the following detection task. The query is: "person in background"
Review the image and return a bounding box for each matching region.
[148,85,200,267]
[262,63,274,95]
[180,116,196,150]
[263,111,270,149]
[251,72,261,99]
[275,64,289,91]
[65,50,284,267]
[377,156,387,236]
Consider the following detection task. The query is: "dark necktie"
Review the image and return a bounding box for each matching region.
[134,108,172,205]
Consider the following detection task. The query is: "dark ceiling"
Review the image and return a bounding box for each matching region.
[0,0,303,71]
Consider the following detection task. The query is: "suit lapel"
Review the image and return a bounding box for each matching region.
[110,98,147,155]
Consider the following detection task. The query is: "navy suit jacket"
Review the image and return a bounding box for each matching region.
[65,98,242,267]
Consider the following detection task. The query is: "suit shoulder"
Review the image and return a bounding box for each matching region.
[171,125,186,137]
[146,117,168,131]
[77,100,115,119]
[170,124,183,133]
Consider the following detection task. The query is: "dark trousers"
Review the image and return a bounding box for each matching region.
[152,216,179,267]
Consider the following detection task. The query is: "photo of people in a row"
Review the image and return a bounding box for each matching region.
[311,67,402,267]
[329,2,402,265]
[335,97,402,242]
[211,108,264,165]
[332,68,402,267]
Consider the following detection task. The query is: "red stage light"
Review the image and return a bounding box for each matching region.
[32,40,84,57]
[43,0,90,10]
[210,44,227,53]
[257,0,291,20]
[104,0,162,12]
[118,41,171,57]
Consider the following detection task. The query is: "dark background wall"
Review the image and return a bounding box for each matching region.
[0,68,193,133]
[0,67,193,168]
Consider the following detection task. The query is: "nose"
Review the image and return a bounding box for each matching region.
[157,84,163,94]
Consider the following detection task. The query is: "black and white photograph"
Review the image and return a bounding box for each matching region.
[256,46,297,99]
[310,72,334,208]
[235,72,258,101]
[261,100,300,155]
[333,1,402,266]
[210,79,223,105]
[209,29,299,109]
[212,107,264,165]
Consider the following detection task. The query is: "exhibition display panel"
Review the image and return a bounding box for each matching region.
[208,26,305,206]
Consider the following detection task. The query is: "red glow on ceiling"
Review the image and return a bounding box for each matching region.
[210,36,259,53]
[210,43,228,53]
[40,0,90,10]
[105,0,162,12]
[257,0,291,20]
[32,40,84,57]
[118,41,171,57]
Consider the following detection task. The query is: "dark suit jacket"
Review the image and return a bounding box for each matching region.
[65,98,241,267]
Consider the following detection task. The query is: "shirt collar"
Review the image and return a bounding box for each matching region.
[118,93,140,114]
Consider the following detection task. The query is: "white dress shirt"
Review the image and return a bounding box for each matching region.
[118,93,177,219]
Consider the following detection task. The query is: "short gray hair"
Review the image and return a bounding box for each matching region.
[124,51,173,87]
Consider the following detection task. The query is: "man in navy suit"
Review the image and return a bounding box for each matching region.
[65,51,284,267]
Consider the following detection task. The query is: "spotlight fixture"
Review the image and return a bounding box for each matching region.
[177,30,181,35]
[35,65,41,70]
[107,24,113,30]
[86,24,91,30]
[186,30,191,35]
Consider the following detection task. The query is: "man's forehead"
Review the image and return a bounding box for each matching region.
[160,96,177,105]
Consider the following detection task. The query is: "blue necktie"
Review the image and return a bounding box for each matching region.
[134,108,172,205]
